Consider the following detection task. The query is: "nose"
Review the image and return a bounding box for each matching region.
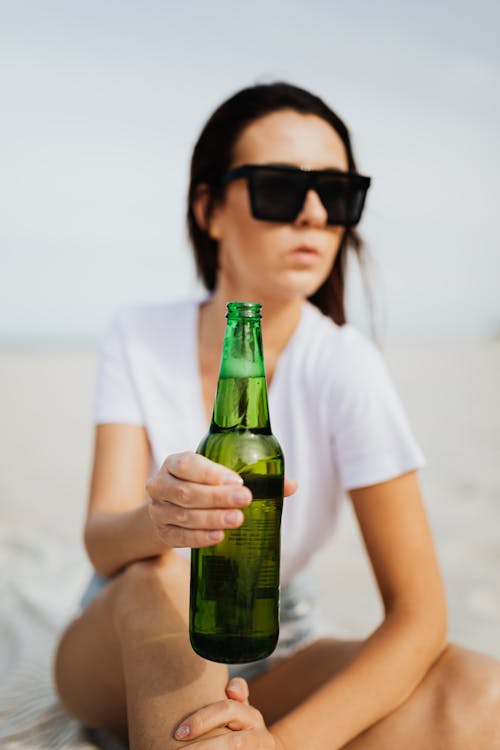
[294,189,328,227]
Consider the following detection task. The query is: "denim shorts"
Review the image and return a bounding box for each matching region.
[80,566,323,683]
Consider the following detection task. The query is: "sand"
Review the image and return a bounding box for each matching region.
[0,338,499,746]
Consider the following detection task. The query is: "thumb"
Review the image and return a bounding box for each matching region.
[284,478,298,497]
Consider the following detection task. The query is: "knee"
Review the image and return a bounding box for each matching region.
[433,645,500,747]
[111,552,190,634]
[110,553,228,690]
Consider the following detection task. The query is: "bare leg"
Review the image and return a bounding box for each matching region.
[54,553,230,750]
[248,638,500,748]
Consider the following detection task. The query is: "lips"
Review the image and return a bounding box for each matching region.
[288,245,321,259]
[284,245,323,270]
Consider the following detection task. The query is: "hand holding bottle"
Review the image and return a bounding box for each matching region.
[146,451,252,549]
[146,451,297,550]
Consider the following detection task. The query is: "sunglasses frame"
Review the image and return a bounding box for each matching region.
[222,163,371,227]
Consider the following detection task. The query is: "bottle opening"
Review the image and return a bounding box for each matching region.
[226,301,262,319]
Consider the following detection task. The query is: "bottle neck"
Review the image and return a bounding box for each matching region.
[211,313,271,432]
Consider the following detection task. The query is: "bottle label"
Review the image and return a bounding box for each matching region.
[201,497,281,601]
[202,556,237,600]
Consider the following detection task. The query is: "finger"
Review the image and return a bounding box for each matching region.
[175,699,263,741]
[154,476,252,508]
[225,677,249,704]
[165,452,243,486]
[149,501,245,531]
[148,473,252,509]
[156,474,294,508]
[156,525,225,549]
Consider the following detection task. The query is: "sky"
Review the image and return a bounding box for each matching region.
[1,0,499,343]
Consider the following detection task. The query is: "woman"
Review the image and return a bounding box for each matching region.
[54,82,500,749]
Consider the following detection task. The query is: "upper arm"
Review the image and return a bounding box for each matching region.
[349,471,446,620]
[87,423,151,518]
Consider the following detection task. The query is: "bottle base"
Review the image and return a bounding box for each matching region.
[190,632,278,664]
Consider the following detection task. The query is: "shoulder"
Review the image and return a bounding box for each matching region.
[106,299,200,350]
[111,299,198,335]
[99,299,201,370]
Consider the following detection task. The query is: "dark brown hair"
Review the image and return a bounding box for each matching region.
[187,81,366,326]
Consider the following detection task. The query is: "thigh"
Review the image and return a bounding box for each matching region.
[55,553,197,737]
[249,639,500,750]
[55,553,232,746]
[340,645,500,750]
[54,574,129,739]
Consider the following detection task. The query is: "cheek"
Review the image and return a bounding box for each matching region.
[326,229,345,263]
[221,221,258,263]
[217,222,257,273]
[333,226,345,244]
[216,193,258,248]
[221,202,273,255]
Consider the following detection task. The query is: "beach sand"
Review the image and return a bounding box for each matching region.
[1,338,499,746]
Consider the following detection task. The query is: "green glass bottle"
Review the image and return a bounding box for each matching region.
[189,301,284,664]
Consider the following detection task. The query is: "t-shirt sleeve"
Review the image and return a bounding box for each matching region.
[330,336,425,490]
[93,311,145,425]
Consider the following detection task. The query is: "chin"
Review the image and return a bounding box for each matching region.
[278,271,329,299]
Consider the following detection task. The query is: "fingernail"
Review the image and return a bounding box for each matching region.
[222,472,243,485]
[229,679,242,694]
[231,489,251,506]
[175,724,190,739]
[224,510,243,526]
[208,530,223,541]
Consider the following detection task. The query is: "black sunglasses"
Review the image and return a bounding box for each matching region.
[222,164,371,227]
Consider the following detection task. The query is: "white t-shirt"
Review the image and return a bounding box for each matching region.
[94,299,425,585]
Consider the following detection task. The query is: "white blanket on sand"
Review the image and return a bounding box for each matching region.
[0,527,124,749]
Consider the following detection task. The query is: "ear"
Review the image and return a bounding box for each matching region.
[192,184,212,231]
[192,184,222,240]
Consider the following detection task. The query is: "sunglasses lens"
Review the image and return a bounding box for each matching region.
[317,175,368,226]
[347,187,368,225]
[250,169,305,222]
[318,180,349,224]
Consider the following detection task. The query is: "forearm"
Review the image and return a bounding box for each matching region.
[271,609,448,750]
[84,503,168,577]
